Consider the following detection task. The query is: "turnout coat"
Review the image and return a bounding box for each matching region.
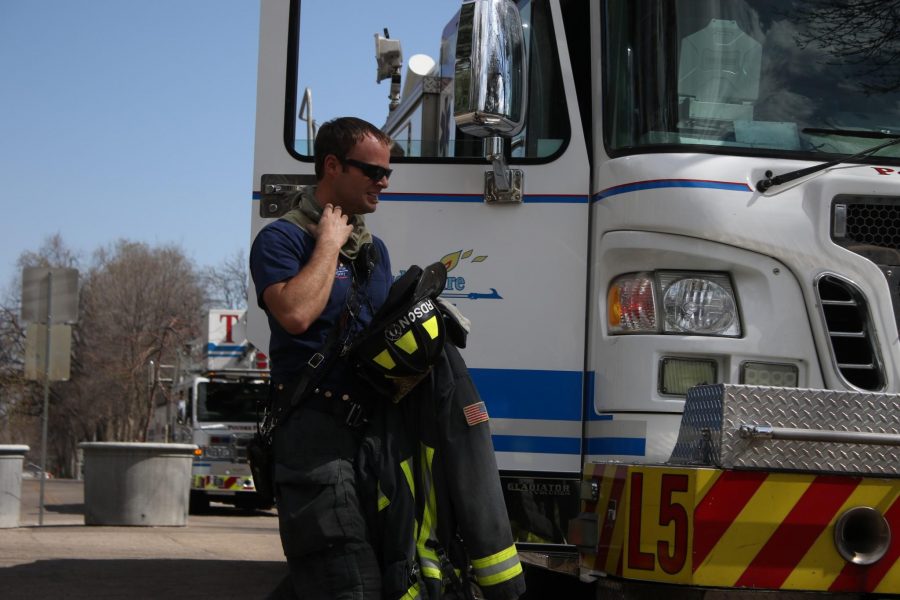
[357,341,526,600]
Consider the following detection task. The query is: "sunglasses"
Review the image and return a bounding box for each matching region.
[340,157,393,182]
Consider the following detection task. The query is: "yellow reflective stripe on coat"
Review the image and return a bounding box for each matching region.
[400,581,421,600]
[416,444,440,579]
[400,457,415,498]
[471,544,523,586]
[419,558,442,581]
[377,482,390,512]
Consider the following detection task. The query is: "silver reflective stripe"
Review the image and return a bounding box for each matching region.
[472,547,523,586]
[419,555,442,580]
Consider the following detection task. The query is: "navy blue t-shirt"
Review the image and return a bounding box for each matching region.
[249,218,392,385]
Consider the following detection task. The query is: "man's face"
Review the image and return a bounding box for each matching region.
[331,134,391,216]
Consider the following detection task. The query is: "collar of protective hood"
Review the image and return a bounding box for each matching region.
[279,185,373,260]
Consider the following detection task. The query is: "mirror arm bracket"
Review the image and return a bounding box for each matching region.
[486,136,510,191]
[483,137,523,203]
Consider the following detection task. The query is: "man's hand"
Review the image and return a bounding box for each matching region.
[307,204,354,250]
[262,203,352,335]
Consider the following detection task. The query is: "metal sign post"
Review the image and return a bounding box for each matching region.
[39,272,53,526]
[21,267,78,526]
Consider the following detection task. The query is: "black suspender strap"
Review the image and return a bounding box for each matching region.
[260,318,344,440]
[259,244,378,438]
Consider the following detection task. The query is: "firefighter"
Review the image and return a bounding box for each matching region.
[249,117,394,600]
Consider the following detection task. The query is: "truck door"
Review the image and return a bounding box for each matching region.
[249,0,589,487]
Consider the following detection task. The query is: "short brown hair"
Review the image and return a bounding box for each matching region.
[314,117,393,180]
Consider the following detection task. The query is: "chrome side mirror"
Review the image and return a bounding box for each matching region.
[453,0,527,138]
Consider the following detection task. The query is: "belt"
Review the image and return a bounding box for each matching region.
[303,386,370,429]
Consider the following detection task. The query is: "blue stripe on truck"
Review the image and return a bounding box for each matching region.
[470,368,647,456]
[491,435,647,456]
[470,368,583,421]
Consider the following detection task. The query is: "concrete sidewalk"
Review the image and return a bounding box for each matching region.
[1,481,586,599]
[0,479,288,599]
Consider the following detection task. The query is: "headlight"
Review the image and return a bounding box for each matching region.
[608,271,741,337]
[658,272,740,336]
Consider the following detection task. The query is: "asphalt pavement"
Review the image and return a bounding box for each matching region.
[0,479,287,599]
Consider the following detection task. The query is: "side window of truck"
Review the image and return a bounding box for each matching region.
[288,0,569,161]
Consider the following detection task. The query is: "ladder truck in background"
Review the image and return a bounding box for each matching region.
[149,309,271,512]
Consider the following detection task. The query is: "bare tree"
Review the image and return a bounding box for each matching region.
[0,236,212,475]
[15,233,81,276]
[0,293,34,443]
[0,234,81,471]
[201,248,249,310]
[73,240,207,443]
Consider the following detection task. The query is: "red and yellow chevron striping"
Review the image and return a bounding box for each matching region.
[193,475,248,491]
[577,463,900,594]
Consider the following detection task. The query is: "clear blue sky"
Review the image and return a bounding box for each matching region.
[0,1,260,294]
[294,2,454,143]
[0,1,455,298]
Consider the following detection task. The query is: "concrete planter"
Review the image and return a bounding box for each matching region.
[79,442,198,526]
[0,445,29,528]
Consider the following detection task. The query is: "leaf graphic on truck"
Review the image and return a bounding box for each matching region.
[441,249,488,272]
[437,250,499,300]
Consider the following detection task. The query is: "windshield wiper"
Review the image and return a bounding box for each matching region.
[755,129,900,192]
[804,128,900,140]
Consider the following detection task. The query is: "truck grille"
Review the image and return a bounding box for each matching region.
[835,198,900,250]
[831,196,900,381]
[816,274,884,391]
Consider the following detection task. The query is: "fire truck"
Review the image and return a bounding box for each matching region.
[247,0,900,596]
[149,309,271,512]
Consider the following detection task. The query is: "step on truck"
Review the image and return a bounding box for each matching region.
[248,0,900,596]
[149,309,271,512]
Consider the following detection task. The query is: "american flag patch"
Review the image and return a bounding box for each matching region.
[463,401,489,427]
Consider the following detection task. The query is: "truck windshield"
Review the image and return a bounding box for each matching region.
[604,0,900,161]
[196,381,265,423]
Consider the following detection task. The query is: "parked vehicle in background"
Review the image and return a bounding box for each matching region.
[22,462,52,479]
[149,309,270,512]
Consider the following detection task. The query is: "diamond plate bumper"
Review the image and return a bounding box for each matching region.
[669,384,900,475]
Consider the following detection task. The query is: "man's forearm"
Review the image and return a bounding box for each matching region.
[265,239,342,335]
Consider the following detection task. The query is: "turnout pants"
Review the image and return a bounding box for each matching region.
[266,396,380,600]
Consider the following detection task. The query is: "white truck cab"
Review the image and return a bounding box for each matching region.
[249,1,900,595]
